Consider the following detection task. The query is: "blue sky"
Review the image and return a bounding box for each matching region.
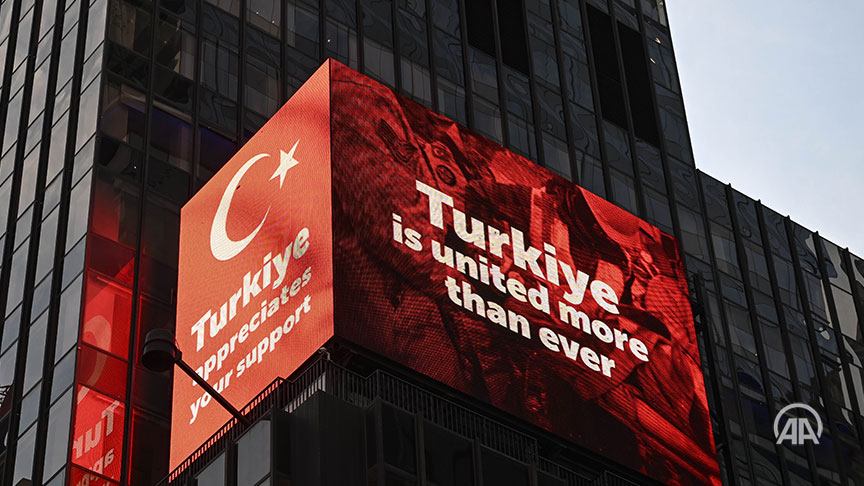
[665,1,864,256]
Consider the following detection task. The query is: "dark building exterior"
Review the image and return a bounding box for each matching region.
[0,0,861,484]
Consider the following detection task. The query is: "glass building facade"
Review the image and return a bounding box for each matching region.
[0,0,861,484]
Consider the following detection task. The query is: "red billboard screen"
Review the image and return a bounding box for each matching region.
[170,62,334,468]
[329,62,719,485]
[172,60,719,485]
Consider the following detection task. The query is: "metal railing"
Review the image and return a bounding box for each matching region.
[160,357,646,486]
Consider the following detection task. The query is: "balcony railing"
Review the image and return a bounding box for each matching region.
[162,356,643,486]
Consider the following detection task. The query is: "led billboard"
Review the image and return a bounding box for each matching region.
[328,62,719,485]
[170,62,334,468]
[173,59,719,485]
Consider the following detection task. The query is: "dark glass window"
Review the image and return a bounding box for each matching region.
[643,187,672,233]
[55,274,83,362]
[129,410,170,485]
[2,92,22,155]
[150,108,193,167]
[398,6,428,66]
[163,0,197,23]
[645,24,678,93]
[237,419,271,486]
[677,206,710,262]
[430,0,459,33]
[286,1,318,54]
[199,126,237,178]
[507,116,536,160]
[424,423,474,485]
[761,320,789,378]
[91,165,142,253]
[199,88,238,135]
[153,66,193,113]
[247,0,280,37]
[77,344,129,399]
[362,0,392,46]
[205,0,240,17]
[196,453,226,485]
[502,67,532,121]
[610,169,637,214]
[13,424,37,484]
[139,197,180,301]
[603,120,632,174]
[657,86,692,163]
[363,38,395,87]
[106,42,150,90]
[0,345,18,394]
[436,78,467,125]
[23,316,48,391]
[711,224,741,278]
[700,173,731,227]
[821,239,851,291]
[433,29,464,84]
[832,286,858,342]
[147,157,190,205]
[618,22,658,145]
[43,389,73,479]
[325,20,358,69]
[537,82,566,140]
[101,80,147,149]
[527,9,558,88]
[52,350,75,401]
[469,48,498,101]
[562,55,593,110]
[480,447,530,486]
[497,0,528,73]
[132,297,174,415]
[400,59,432,105]
[636,139,664,190]
[381,404,416,474]
[246,28,281,116]
[761,207,792,260]
[108,0,152,55]
[586,6,625,128]
[465,0,494,56]
[201,37,239,100]
[326,0,356,27]
[543,133,571,180]
[575,153,605,197]
[473,96,502,142]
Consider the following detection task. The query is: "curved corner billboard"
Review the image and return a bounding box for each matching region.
[173,59,720,485]
[171,62,333,468]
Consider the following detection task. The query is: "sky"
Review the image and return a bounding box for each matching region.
[664,1,864,257]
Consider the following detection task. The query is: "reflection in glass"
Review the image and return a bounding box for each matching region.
[109,0,152,54]
[81,271,133,359]
[197,453,226,485]
[364,38,395,87]
[237,419,271,486]
[44,388,73,479]
[13,423,37,484]
[101,82,147,148]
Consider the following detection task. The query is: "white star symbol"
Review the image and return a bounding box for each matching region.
[270,139,301,188]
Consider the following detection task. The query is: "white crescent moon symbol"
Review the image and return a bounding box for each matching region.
[210,153,271,261]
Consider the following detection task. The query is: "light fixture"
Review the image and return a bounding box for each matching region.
[142,329,249,425]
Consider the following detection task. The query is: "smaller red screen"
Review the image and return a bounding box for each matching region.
[170,61,335,468]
